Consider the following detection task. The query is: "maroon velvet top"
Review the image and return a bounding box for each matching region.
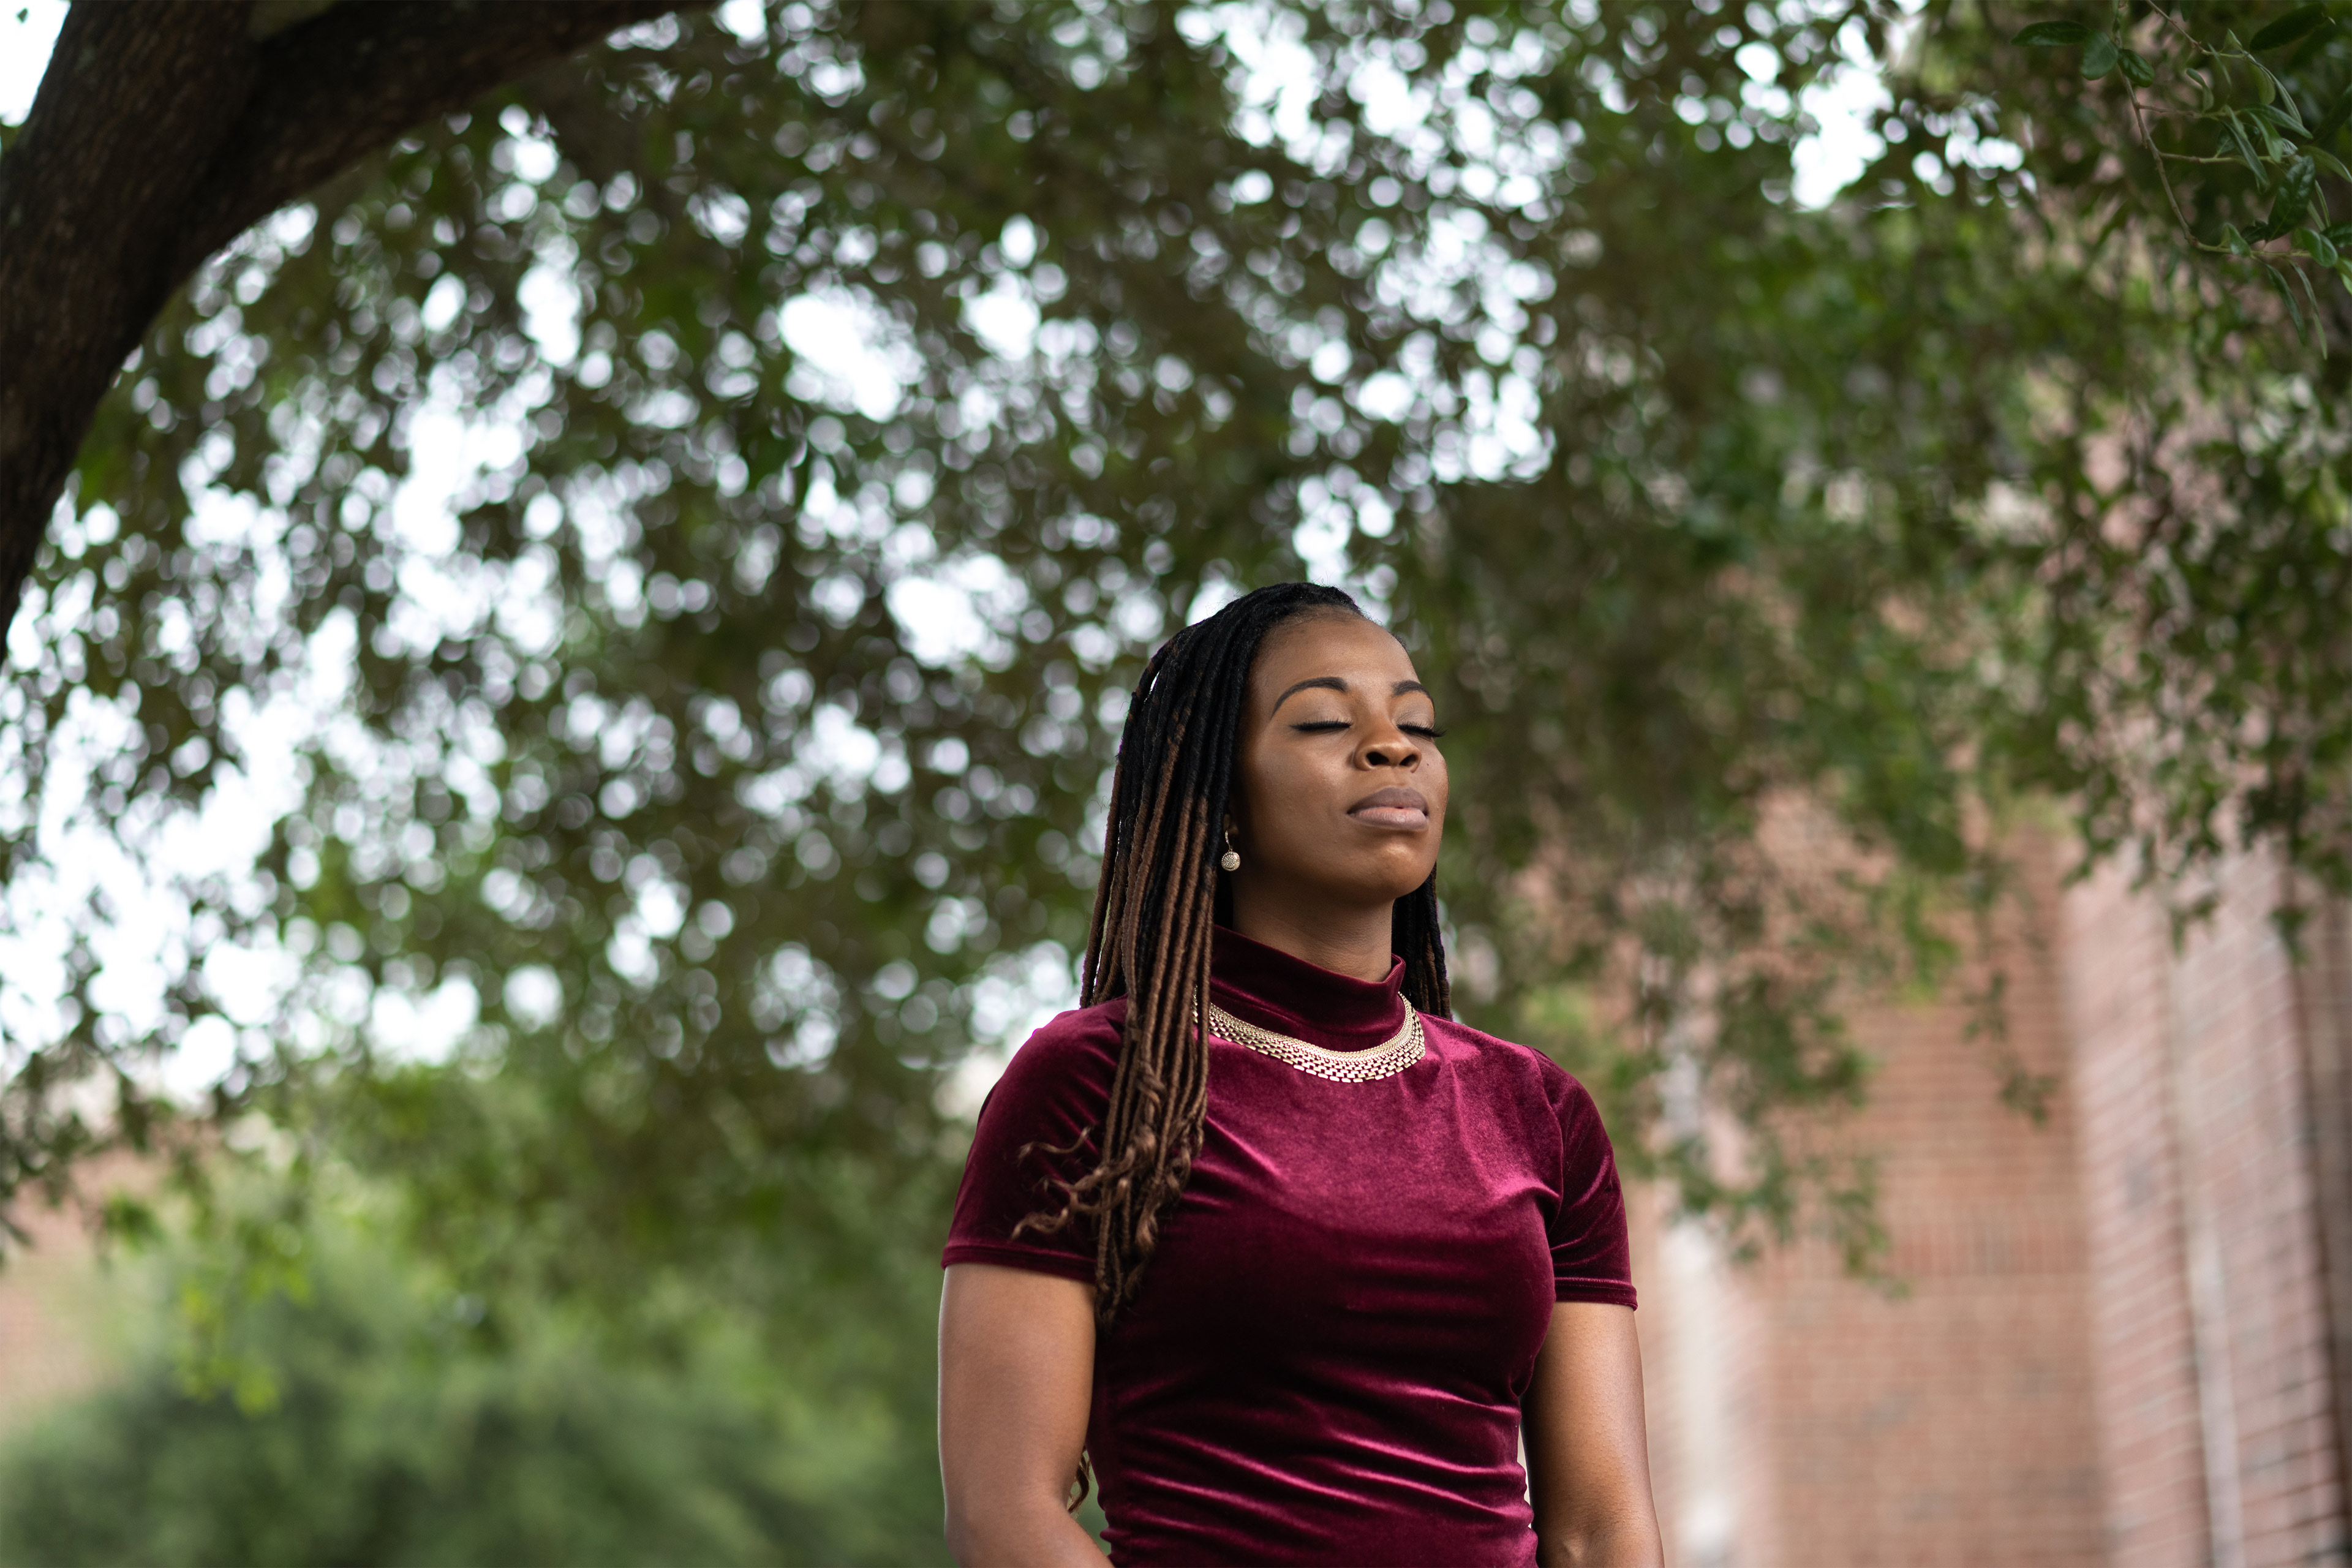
[943,928,1636,1567]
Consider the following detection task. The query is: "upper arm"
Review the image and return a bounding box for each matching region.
[1523,1300,1662,1568]
[938,1262,1102,1567]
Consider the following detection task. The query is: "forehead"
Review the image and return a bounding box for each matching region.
[1249,612,1419,688]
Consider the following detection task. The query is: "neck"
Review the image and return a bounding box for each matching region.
[1226,890,1394,982]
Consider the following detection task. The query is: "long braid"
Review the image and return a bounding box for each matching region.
[1391,874,1453,1020]
[1017,582,1457,1331]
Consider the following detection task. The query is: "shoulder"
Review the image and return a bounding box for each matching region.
[1422,1013,1608,1134]
[1423,1011,1580,1090]
[1006,997,1126,1072]
[1425,1016,1627,1227]
[978,998,1127,1121]
[948,1002,1127,1273]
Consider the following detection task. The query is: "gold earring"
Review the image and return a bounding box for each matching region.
[1220,829,1240,873]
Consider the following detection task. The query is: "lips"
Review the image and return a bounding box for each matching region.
[1348,785,1430,829]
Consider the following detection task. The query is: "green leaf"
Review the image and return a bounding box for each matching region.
[2119,49,2156,88]
[2256,64,2278,105]
[2290,19,2342,69]
[2251,108,2286,159]
[2325,221,2352,249]
[2305,227,2342,269]
[2248,4,2330,50]
[2081,34,2119,78]
[2315,149,2352,182]
[2271,266,2310,347]
[2011,20,2095,45]
[100,1193,163,1247]
[2223,110,2271,184]
[2252,102,2309,140]
[2313,85,2352,145]
[2248,110,2286,160]
[2294,265,2329,358]
[2272,156,2320,230]
[2225,222,2254,255]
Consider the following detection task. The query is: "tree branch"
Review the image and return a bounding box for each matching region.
[0,0,684,641]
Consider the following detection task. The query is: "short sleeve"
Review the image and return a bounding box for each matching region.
[1549,1077,1638,1309]
[941,1004,1123,1284]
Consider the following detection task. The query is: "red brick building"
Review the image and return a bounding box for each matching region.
[0,1163,126,1439]
[1636,843,2352,1566]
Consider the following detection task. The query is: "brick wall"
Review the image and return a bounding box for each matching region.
[1638,836,2104,1566]
[1634,1182,1776,1568]
[0,1172,129,1437]
[2064,854,2352,1567]
[1640,840,2352,1566]
[2060,856,2217,1566]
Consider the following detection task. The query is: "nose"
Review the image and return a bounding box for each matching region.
[1362,728,1420,771]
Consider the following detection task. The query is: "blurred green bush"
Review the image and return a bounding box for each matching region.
[0,1211,951,1568]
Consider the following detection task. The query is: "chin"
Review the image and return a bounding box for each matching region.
[1335,859,1439,905]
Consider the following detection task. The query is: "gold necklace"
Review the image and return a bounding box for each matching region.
[1204,998,1425,1084]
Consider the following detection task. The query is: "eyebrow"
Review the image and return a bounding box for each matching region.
[1270,676,1431,715]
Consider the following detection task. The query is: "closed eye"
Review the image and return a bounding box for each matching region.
[1401,724,1446,739]
[1290,720,1351,734]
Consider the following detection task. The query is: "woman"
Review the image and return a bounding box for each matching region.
[938,582,1662,1567]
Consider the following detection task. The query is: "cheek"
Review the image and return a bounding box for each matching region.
[1261,751,1338,817]
[1243,750,1340,839]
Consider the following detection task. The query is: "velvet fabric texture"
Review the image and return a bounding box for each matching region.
[943,927,1635,1567]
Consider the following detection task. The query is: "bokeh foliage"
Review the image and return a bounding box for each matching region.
[2,0,2350,1553]
[1907,1,2352,916]
[7,0,1927,1285]
[0,1193,949,1566]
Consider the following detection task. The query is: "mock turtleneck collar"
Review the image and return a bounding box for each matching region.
[1208,925,1408,1052]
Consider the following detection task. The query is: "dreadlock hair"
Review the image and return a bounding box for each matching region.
[1017,582,1454,1328]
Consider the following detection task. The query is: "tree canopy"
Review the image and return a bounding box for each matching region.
[2,0,2350,1550]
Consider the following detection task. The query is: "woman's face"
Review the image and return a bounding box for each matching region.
[1229,611,1448,916]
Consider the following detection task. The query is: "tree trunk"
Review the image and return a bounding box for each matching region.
[0,0,682,639]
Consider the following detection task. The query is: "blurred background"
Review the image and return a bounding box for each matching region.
[3,1,2351,1563]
